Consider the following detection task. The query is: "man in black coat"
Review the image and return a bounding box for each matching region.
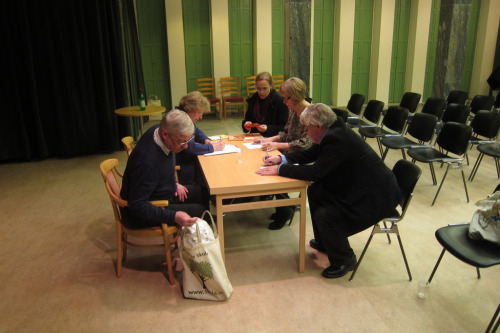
[257,103,401,278]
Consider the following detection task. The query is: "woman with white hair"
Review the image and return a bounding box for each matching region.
[257,103,401,279]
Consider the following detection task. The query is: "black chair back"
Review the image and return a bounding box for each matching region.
[347,93,365,116]
[421,97,446,121]
[469,95,495,115]
[407,113,438,143]
[400,92,421,114]
[446,90,469,105]
[332,108,348,123]
[470,110,500,139]
[495,91,500,109]
[382,106,409,133]
[442,103,470,124]
[392,159,422,213]
[362,100,384,124]
[436,122,472,156]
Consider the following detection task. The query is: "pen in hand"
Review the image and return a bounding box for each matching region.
[265,146,269,161]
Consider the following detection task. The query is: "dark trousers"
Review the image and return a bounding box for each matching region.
[307,184,355,266]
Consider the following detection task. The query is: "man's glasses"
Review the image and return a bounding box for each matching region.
[172,135,194,146]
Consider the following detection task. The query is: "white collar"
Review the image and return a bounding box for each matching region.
[153,128,172,156]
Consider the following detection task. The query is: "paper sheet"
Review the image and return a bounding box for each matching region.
[204,144,241,156]
[243,142,262,149]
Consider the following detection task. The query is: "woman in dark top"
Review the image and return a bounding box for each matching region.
[242,72,289,137]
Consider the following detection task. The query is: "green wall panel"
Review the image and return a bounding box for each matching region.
[389,0,411,103]
[352,0,373,98]
[136,0,171,109]
[183,0,212,93]
[312,0,334,105]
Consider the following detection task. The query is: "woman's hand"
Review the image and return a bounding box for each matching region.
[263,155,281,166]
[261,141,279,151]
[256,165,279,176]
[256,124,267,132]
[244,121,253,131]
[175,183,189,202]
[210,140,225,151]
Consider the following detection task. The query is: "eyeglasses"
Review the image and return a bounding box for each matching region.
[172,135,194,146]
[283,96,293,102]
[256,87,270,92]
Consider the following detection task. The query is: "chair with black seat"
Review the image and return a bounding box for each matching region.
[399,92,421,115]
[407,122,472,206]
[469,94,495,120]
[332,93,365,121]
[446,90,469,105]
[381,112,438,161]
[426,223,500,284]
[468,142,500,182]
[436,103,471,135]
[494,91,500,110]
[349,159,422,281]
[466,110,500,165]
[100,158,179,284]
[359,106,409,156]
[347,99,384,129]
[421,97,446,122]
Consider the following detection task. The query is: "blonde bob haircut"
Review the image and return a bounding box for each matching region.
[178,91,210,114]
[301,103,337,128]
[279,77,306,102]
[160,109,195,137]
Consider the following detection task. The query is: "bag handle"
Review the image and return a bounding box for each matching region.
[180,210,217,240]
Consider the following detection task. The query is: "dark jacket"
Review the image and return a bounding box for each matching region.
[176,124,214,184]
[242,90,288,137]
[279,119,401,236]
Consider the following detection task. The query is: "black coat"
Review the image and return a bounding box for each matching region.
[279,119,401,236]
[242,90,288,137]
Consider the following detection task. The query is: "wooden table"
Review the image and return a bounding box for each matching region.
[197,138,311,273]
[114,105,166,138]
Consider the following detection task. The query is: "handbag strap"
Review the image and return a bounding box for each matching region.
[180,210,217,240]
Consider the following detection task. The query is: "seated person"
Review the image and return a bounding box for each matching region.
[257,103,401,278]
[120,109,209,229]
[242,72,288,137]
[258,77,313,230]
[175,91,225,185]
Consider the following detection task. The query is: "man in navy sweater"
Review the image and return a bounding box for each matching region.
[120,109,208,229]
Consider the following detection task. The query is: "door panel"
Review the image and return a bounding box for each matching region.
[352,0,373,97]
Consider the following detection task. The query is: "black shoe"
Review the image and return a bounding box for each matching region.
[268,207,294,230]
[269,212,277,220]
[309,239,325,252]
[268,218,288,230]
[321,255,357,279]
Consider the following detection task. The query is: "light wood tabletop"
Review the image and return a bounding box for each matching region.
[115,105,166,138]
[198,137,310,273]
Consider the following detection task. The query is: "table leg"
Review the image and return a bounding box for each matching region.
[299,187,306,273]
[216,195,225,262]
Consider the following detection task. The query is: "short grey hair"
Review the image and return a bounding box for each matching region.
[300,103,337,128]
[160,109,195,137]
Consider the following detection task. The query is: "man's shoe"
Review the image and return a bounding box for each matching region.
[268,207,294,230]
[309,239,325,252]
[321,255,357,279]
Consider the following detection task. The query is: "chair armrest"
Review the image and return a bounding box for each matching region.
[150,200,169,208]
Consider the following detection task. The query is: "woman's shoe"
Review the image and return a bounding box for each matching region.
[267,207,294,230]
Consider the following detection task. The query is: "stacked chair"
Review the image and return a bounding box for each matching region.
[446,90,469,105]
[196,78,221,117]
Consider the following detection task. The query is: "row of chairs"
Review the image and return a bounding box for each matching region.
[196,75,285,121]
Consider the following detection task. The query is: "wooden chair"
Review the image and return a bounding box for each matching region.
[245,75,256,97]
[220,77,246,120]
[100,158,179,284]
[122,136,180,182]
[121,136,134,157]
[196,78,221,118]
[272,74,285,92]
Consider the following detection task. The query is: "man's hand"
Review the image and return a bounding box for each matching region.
[175,183,189,202]
[256,165,279,176]
[174,211,197,227]
[256,124,267,132]
[263,155,281,166]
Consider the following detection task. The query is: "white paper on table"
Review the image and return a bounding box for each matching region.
[243,142,262,149]
[204,144,241,156]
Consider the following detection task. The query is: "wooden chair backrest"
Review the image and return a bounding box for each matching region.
[220,77,241,98]
[196,78,217,99]
[121,136,134,157]
[246,75,256,97]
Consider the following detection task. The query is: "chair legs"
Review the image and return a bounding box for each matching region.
[161,224,177,285]
[431,163,469,206]
[486,303,500,333]
[469,153,500,182]
[349,222,412,281]
[427,248,481,284]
